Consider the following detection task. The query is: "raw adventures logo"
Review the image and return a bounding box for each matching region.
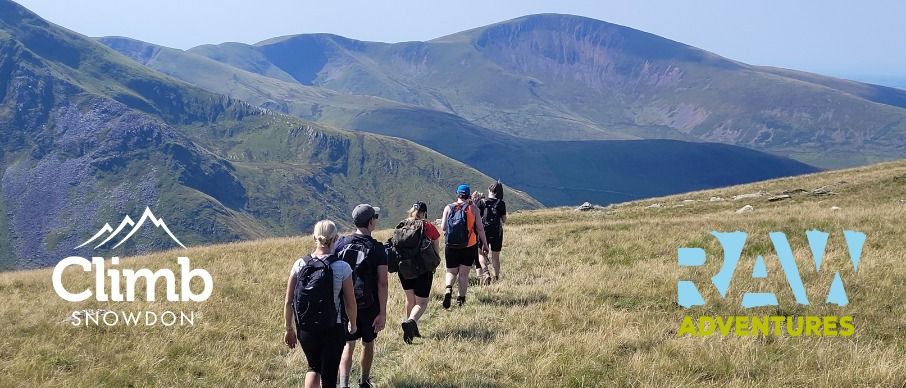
[54,208,212,327]
[676,230,865,337]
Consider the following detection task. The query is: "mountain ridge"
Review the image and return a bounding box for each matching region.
[100,36,819,205]
[185,13,906,169]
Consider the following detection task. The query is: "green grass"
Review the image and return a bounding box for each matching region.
[3,160,906,386]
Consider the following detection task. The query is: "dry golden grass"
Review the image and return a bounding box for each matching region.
[3,160,906,387]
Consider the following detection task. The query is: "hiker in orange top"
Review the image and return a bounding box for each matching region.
[440,184,489,308]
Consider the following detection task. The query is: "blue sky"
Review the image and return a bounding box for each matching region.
[13,0,906,77]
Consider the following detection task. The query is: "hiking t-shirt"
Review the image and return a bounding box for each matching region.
[424,221,440,241]
[334,234,388,310]
[289,255,352,324]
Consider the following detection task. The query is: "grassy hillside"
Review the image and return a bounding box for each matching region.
[3,160,905,386]
[0,0,539,269]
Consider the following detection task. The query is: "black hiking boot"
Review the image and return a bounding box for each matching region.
[456,296,466,307]
[442,286,453,309]
[401,319,414,344]
[359,377,374,388]
[412,319,422,338]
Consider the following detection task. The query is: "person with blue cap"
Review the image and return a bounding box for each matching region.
[440,184,489,308]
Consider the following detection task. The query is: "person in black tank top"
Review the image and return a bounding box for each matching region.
[479,182,507,283]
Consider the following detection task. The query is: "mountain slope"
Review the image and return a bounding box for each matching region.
[0,0,538,270]
[345,107,818,204]
[3,158,905,386]
[101,37,819,205]
[189,14,906,169]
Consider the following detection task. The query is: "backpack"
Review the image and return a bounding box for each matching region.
[337,235,376,310]
[293,255,340,330]
[390,219,441,279]
[445,202,471,248]
[481,198,503,236]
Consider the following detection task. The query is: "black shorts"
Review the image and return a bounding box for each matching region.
[486,231,503,252]
[445,244,478,269]
[298,324,345,386]
[399,271,433,298]
[346,306,379,343]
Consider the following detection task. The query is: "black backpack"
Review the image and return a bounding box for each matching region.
[293,255,340,330]
[481,198,503,235]
[390,219,441,279]
[337,235,376,310]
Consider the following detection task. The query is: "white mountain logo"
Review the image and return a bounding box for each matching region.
[75,207,186,250]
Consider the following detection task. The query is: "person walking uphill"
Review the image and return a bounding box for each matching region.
[388,201,442,344]
[335,204,388,388]
[284,220,358,388]
[441,184,489,308]
[478,181,508,283]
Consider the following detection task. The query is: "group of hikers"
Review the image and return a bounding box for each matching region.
[282,182,508,388]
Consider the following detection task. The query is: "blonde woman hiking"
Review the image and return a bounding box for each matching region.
[284,220,358,388]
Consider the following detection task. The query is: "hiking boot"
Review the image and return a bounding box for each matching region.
[456,296,466,307]
[401,319,414,344]
[359,377,374,388]
[442,287,453,309]
[411,319,422,338]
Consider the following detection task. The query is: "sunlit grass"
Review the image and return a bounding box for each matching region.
[2,160,906,386]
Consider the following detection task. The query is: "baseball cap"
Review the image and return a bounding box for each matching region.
[456,184,471,196]
[352,204,381,227]
[413,201,428,215]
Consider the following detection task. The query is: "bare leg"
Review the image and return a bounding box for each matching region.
[361,341,375,379]
[410,296,429,321]
[339,341,356,387]
[478,252,490,280]
[457,265,470,297]
[404,290,416,317]
[491,250,502,279]
[445,268,457,287]
[304,372,320,388]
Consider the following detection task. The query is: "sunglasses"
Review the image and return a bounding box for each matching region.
[372,213,380,220]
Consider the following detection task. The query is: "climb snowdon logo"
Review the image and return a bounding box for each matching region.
[53,208,212,328]
[75,207,186,250]
[676,230,866,337]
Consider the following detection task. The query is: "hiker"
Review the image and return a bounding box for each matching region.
[388,201,442,344]
[470,191,487,279]
[441,184,489,308]
[335,204,389,388]
[284,220,358,388]
[478,181,508,283]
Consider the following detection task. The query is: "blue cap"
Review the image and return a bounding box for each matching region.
[456,184,471,196]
